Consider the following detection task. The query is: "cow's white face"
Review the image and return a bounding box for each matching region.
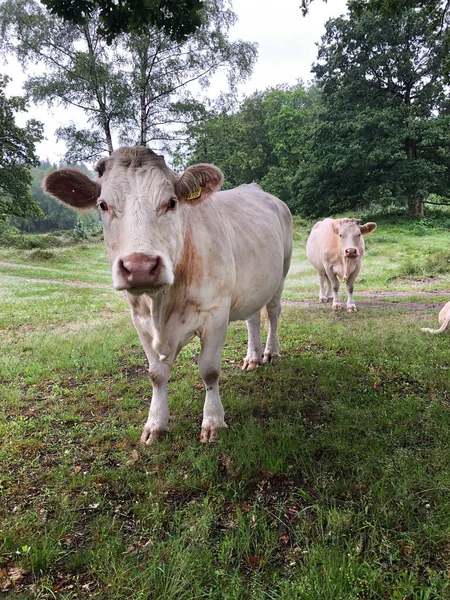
[333,219,377,260]
[42,147,224,296]
[97,161,181,294]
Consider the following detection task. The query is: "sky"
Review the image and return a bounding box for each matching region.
[4,0,348,163]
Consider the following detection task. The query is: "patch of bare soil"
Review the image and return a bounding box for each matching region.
[285,289,450,311]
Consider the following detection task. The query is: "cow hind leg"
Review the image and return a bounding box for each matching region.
[263,289,283,364]
[242,311,263,371]
[318,272,329,303]
[199,319,229,443]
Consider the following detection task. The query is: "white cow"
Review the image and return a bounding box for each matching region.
[306,218,377,312]
[421,301,450,334]
[43,147,292,443]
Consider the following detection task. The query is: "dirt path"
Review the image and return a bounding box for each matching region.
[1,267,449,309]
[0,271,110,289]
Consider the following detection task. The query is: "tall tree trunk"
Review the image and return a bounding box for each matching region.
[417,197,424,218]
[406,138,418,217]
[140,88,147,146]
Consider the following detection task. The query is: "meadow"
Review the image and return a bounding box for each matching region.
[0,216,449,599]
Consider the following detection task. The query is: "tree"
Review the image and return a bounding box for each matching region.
[0,0,257,163]
[181,84,320,212]
[0,75,43,221]
[41,0,204,44]
[295,4,450,217]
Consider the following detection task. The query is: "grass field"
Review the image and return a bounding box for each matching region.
[1,217,450,599]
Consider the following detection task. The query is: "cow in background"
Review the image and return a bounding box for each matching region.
[306,218,377,312]
[421,301,450,334]
[43,147,293,443]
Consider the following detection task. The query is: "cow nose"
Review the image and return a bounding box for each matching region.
[345,247,358,258]
[118,253,162,286]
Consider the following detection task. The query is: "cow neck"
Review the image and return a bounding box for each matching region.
[146,215,196,332]
[342,256,350,282]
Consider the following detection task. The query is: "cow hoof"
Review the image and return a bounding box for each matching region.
[347,306,357,313]
[242,358,261,371]
[200,422,227,443]
[140,427,167,445]
[263,352,280,365]
[319,297,328,303]
[332,303,342,311]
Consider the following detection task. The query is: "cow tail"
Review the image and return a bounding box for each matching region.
[421,313,450,334]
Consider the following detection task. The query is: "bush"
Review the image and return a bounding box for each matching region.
[72,213,102,240]
[28,249,57,261]
[424,249,450,274]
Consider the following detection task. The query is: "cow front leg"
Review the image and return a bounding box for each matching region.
[141,359,172,445]
[326,269,341,310]
[198,320,229,443]
[242,311,263,371]
[345,269,359,312]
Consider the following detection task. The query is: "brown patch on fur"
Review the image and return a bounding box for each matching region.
[175,226,204,290]
[149,370,165,386]
[43,169,100,210]
[94,147,168,178]
[203,370,219,387]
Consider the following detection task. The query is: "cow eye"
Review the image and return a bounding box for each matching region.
[98,201,108,211]
[168,198,178,211]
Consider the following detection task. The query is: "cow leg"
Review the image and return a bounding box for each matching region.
[318,272,330,303]
[242,311,263,371]
[141,358,172,445]
[325,275,333,302]
[325,269,341,310]
[198,319,229,443]
[345,269,359,312]
[263,289,283,364]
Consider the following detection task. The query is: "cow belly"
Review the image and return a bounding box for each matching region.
[229,276,283,321]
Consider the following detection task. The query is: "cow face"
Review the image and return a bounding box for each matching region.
[43,147,223,295]
[333,219,377,260]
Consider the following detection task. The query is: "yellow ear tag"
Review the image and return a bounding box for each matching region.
[186,186,202,201]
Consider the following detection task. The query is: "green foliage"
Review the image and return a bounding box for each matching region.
[181,84,320,213]
[295,4,450,217]
[0,75,43,220]
[0,0,257,163]
[41,0,204,44]
[72,212,102,240]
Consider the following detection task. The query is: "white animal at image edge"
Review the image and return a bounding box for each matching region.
[43,146,293,444]
[306,217,377,312]
[421,301,450,334]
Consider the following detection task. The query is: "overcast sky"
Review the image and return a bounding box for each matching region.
[4,0,348,163]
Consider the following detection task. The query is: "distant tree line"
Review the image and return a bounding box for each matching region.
[1,0,449,227]
[182,2,450,217]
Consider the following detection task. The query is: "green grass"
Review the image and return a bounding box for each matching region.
[1,219,450,598]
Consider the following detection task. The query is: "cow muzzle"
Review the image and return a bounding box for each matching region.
[344,247,358,259]
[114,252,167,292]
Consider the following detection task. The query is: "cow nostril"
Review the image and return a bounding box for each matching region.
[149,256,161,274]
[119,259,131,276]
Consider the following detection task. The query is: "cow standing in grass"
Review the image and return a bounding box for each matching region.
[43,147,293,443]
[306,218,377,312]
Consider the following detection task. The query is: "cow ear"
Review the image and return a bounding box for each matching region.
[360,222,377,235]
[43,169,101,210]
[175,164,224,204]
[332,219,342,234]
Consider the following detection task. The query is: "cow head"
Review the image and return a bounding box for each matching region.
[333,218,377,260]
[43,147,224,295]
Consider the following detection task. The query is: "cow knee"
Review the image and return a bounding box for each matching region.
[200,368,220,388]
